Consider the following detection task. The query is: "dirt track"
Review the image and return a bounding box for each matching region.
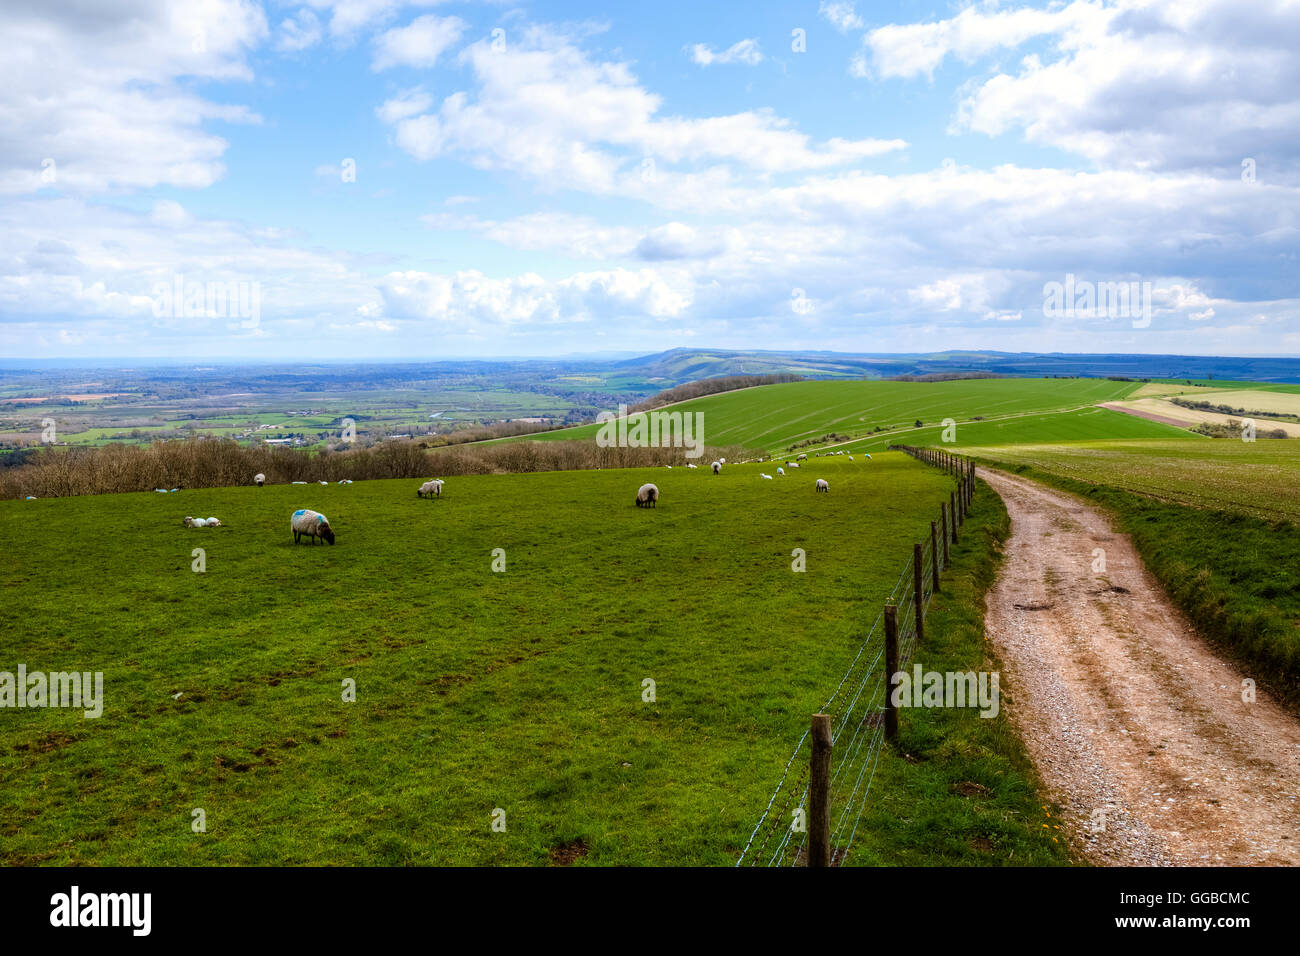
[981,468,1300,866]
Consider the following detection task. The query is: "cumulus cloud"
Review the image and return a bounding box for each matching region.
[0,0,266,195]
[377,26,906,197]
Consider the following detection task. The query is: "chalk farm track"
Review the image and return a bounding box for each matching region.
[981,469,1300,866]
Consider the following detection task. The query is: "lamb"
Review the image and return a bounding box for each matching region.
[338,479,353,485]
[254,473,266,487]
[205,517,222,527]
[417,479,444,499]
[816,479,829,493]
[720,458,727,464]
[183,516,207,527]
[291,509,335,545]
[848,455,854,461]
[686,463,698,469]
[635,483,660,508]
[318,480,328,486]
[796,453,807,461]
[760,473,773,480]
[711,461,721,474]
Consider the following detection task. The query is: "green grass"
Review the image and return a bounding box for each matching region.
[959,438,1300,520]
[962,443,1300,709]
[515,378,1190,455]
[0,453,1031,865]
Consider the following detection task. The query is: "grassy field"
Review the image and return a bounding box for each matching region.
[0,452,1064,865]
[957,439,1300,520]
[516,378,1190,455]
[961,440,1300,708]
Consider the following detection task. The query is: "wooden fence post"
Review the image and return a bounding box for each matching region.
[941,503,950,567]
[951,491,960,540]
[809,713,833,868]
[884,605,899,741]
[913,542,924,645]
[931,520,940,593]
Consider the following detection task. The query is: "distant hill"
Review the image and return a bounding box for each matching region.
[611,349,1300,385]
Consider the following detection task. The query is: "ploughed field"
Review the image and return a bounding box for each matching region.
[0,454,955,864]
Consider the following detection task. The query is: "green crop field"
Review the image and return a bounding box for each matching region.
[0,453,1068,865]
[516,378,1190,455]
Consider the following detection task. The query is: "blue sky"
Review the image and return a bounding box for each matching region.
[1,0,1297,359]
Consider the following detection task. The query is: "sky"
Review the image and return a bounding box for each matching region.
[1,0,1297,360]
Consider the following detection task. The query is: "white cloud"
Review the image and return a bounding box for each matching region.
[689,38,763,67]
[372,14,465,70]
[819,2,864,34]
[378,26,905,198]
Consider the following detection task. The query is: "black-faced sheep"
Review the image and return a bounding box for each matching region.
[635,483,659,508]
[254,473,266,487]
[291,509,335,545]
[711,461,721,474]
[815,479,829,493]
[417,479,443,498]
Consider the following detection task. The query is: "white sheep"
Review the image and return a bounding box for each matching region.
[338,479,352,485]
[760,473,773,480]
[848,455,854,461]
[205,517,222,527]
[720,458,727,464]
[777,467,785,476]
[797,453,807,461]
[291,481,307,485]
[711,461,721,474]
[254,473,266,487]
[635,483,660,508]
[686,463,698,469]
[291,509,335,545]
[789,462,800,469]
[417,479,444,499]
[816,479,829,493]
[183,516,207,528]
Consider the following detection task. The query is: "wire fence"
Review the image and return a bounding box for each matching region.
[736,445,974,867]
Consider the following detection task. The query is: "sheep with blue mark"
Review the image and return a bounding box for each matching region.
[291,509,335,545]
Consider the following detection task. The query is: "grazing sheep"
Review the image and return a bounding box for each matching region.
[205,517,222,527]
[183,516,206,528]
[720,458,727,464]
[417,479,443,499]
[796,453,807,461]
[319,480,328,486]
[777,467,785,476]
[711,461,721,474]
[848,455,854,461]
[291,481,307,485]
[789,462,800,469]
[635,483,659,508]
[291,509,335,545]
[686,463,698,469]
[254,473,266,487]
[864,454,872,460]
[760,473,773,480]
[816,479,829,493]
[338,479,352,485]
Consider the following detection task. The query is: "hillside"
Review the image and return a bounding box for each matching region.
[517,377,1190,454]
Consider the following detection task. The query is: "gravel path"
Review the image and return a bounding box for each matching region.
[981,468,1300,866]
